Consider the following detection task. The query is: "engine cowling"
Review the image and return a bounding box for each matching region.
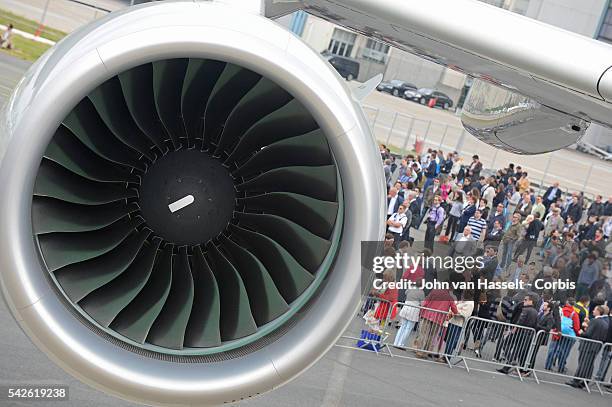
[0,2,384,405]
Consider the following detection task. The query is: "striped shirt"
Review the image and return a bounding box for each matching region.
[467,216,487,240]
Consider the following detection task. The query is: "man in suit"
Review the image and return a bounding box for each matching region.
[543,181,562,210]
[487,203,506,233]
[384,159,392,187]
[401,192,417,244]
[479,245,499,281]
[424,196,445,251]
[563,194,582,223]
[412,188,425,229]
[497,294,539,374]
[593,307,612,383]
[566,305,610,388]
[386,187,404,219]
[603,196,612,217]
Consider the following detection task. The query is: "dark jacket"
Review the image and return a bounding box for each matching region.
[387,195,404,214]
[578,222,598,242]
[604,202,612,217]
[425,160,437,179]
[588,202,604,218]
[441,158,453,174]
[524,219,543,241]
[480,257,498,281]
[543,186,561,204]
[564,202,582,223]
[485,228,504,242]
[469,161,482,181]
[487,212,506,232]
[492,191,506,208]
[459,204,476,230]
[409,199,421,228]
[536,312,555,332]
[516,304,538,329]
[579,317,609,351]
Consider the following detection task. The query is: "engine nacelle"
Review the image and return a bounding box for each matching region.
[0,1,384,405]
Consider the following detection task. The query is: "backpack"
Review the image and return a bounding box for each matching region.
[560,309,576,336]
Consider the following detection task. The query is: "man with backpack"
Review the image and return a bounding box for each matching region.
[424,196,445,252]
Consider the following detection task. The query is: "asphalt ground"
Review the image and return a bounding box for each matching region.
[1,51,612,407]
[2,296,611,407]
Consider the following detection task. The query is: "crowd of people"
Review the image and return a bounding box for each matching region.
[371,145,612,390]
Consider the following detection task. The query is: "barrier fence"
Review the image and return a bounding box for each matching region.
[454,316,537,380]
[384,302,466,368]
[339,297,612,396]
[595,343,612,394]
[527,330,611,393]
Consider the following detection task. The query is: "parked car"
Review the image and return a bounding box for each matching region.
[404,88,454,109]
[376,80,417,97]
[324,54,360,81]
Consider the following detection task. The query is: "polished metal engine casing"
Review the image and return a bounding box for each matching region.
[0,2,385,405]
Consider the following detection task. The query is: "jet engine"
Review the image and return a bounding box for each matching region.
[0,1,384,405]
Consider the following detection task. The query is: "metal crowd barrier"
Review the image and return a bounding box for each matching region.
[381,302,465,368]
[338,298,612,396]
[527,330,610,394]
[594,343,612,394]
[452,316,537,380]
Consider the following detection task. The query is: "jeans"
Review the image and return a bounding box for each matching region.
[424,220,437,251]
[500,240,515,269]
[545,339,560,370]
[423,177,434,193]
[595,349,612,381]
[394,319,416,348]
[444,323,463,355]
[557,336,576,372]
